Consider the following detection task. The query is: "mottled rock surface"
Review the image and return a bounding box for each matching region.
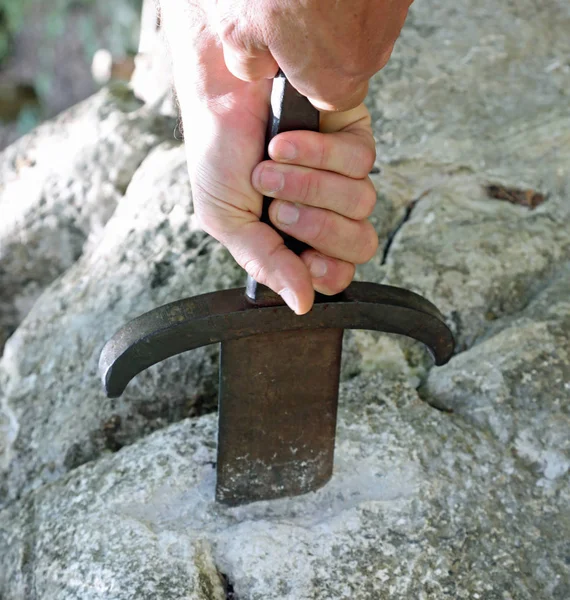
[1,373,568,599]
[424,264,570,483]
[0,0,569,597]
[0,85,174,352]
[0,140,243,504]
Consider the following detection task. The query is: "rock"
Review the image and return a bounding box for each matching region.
[381,174,570,350]
[423,263,570,483]
[358,0,570,362]
[1,372,568,599]
[0,0,569,595]
[0,139,243,506]
[0,85,173,352]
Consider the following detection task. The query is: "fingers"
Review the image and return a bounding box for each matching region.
[301,251,356,296]
[216,13,279,81]
[221,41,279,81]
[212,218,315,315]
[268,200,379,265]
[250,103,377,298]
[252,162,376,220]
[266,129,375,180]
[263,104,376,180]
[212,211,359,308]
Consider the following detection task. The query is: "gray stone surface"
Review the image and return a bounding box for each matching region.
[363,0,570,349]
[1,373,568,599]
[424,263,570,483]
[0,0,569,597]
[0,140,242,506]
[0,85,174,352]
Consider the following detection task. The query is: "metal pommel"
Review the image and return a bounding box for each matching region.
[99,282,454,398]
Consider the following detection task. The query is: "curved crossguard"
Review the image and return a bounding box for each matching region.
[100,282,454,398]
[99,72,455,506]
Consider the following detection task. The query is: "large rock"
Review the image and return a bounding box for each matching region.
[424,263,570,482]
[0,85,174,351]
[0,0,569,596]
[0,140,243,505]
[1,372,568,599]
[380,174,570,350]
[363,0,570,351]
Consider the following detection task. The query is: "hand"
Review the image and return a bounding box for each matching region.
[214,0,413,111]
[160,2,378,314]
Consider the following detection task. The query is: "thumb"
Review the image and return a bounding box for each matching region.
[220,41,279,82]
[219,219,315,314]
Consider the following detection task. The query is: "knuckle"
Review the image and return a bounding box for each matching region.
[353,179,377,220]
[218,19,240,47]
[310,210,331,248]
[342,51,373,77]
[242,256,267,285]
[356,223,379,263]
[347,142,376,179]
[317,136,332,171]
[359,144,377,175]
[374,45,395,72]
[302,170,321,205]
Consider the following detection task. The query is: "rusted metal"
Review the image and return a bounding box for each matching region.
[217,328,343,504]
[222,73,344,504]
[99,282,454,398]
[99,73,456,506]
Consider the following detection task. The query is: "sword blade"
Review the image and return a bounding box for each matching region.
[216,328,343,505]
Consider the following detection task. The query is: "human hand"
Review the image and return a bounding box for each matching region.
[250,103,379,313]
[160,2,378,314]
[214,0,413,111]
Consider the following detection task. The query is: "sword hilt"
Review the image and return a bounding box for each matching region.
[246,71,319,303]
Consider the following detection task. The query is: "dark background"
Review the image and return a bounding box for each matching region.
[0,0,142,149]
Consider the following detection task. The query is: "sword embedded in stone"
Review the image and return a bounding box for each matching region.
[99,72,455,506]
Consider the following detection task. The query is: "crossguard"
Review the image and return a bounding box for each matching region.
[100,282,454,398]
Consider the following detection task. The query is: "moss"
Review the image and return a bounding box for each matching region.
[194,542,226,600]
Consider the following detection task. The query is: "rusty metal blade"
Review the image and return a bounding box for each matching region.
[216,328,343,505]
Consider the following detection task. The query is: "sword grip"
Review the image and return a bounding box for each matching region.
[246,71,320,302]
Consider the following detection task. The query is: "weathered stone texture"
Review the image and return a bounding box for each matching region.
[0,140,242,505]
[1,373,568,599]
[0,0,569,597]
[0,86,174,351]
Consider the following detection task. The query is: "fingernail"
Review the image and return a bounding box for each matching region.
[309,257,327,278]
[276,202,299,225]
[280,288,299,313]
[259,167,284,193]
[272,140,297,160]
